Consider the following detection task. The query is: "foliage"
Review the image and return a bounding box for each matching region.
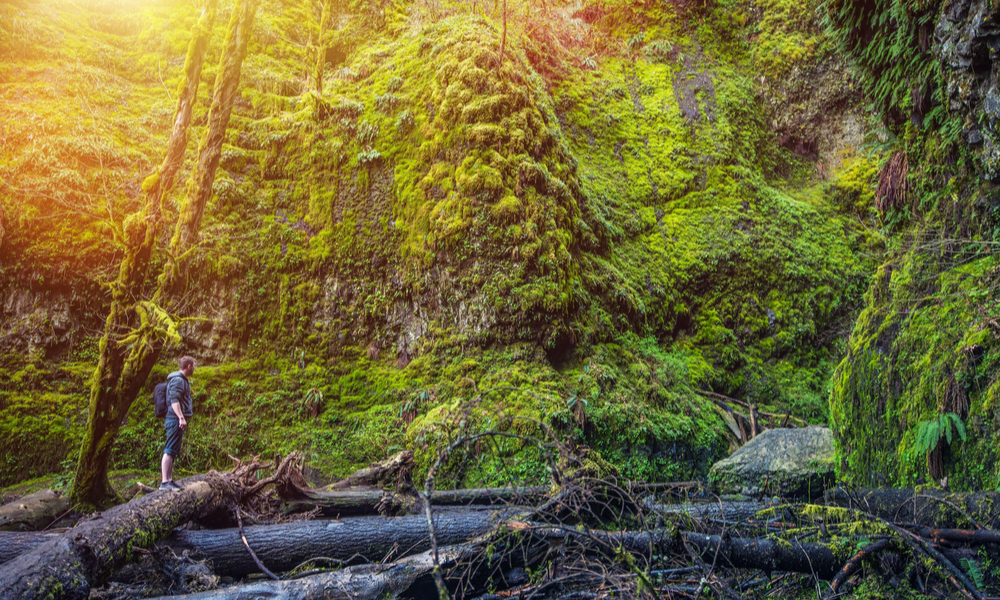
[0,0,877,490]
[914,412,966,455]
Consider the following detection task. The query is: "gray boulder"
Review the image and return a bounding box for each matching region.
[708,426,834,499]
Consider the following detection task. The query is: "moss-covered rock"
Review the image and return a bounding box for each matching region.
[709,426,834,498]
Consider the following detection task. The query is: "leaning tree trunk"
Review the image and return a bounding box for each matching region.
[71,0,220,508]
[313,0,334,93]
[157,0,260,301]
[0,475,236,600]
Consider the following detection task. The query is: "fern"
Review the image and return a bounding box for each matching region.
[914,412,967,454]
[961,558,985,590]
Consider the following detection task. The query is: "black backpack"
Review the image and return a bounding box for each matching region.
[152,376,178,418]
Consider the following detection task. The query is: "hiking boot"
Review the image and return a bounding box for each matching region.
[159,481,184,492]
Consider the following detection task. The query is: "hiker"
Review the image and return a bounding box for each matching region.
[161,356,195,491]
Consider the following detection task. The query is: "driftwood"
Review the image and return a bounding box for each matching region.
[0,489,71,531]
[0,455,299,600]
[826,487,1000,529]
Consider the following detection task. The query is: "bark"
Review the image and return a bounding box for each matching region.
[826,487,1000,528]
[313,0,334,93]
[647,499,784,523]
[0,474,237,600]
[159,0,259,297]
[281,489,417,516]
[71,0,219,508]
[72,0,259,508]
[0,512,492,570]
[0,531,59,564]
[517,523,846,579]
[322,450,415,492]
[0,489,70,531]
[141,523,853,600]
[141,540,528,600]
[163,510,499,577]
[429,487,548,506]
[280,451,422,516]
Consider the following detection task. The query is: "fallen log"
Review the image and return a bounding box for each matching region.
[514,523,846,579]
[142,535,544,600]
[0,530,60,564]
[164,510,501,577]
[647,499,782,523]
[429,486,548,506]
[0,489,71,531]
[0,455,299,600]
[826,487,1000,529]
[0,511,503,576]
[141,522,854,600]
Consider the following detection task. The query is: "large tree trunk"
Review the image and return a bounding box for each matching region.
[158,0,260,299]
[72,0,259,508]
[0,475,236,600]
[0,489,70,531]
[71,0,220,508]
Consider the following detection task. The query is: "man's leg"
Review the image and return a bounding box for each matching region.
[161,452,174,483]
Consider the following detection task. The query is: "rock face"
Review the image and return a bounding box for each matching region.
[709,427,834,499]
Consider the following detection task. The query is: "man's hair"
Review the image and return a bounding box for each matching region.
[179,356,196,371]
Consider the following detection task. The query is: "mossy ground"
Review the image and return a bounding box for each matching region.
[1,0,876,493]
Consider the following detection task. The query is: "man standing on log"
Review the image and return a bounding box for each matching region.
[161,356,195,491]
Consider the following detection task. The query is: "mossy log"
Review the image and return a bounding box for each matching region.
[0,489,70,531]
[0,474,236,600]
[0,511,500,577]
[826,487,1000,528]
[646,499,783,522]
[140,523,851,599]
[515,523,845,579]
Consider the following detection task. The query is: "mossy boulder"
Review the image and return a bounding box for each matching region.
[708,426,834,499]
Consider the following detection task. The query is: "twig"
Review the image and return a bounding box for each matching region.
[825,538,890,597]
[40,503,80,532]
[914,494,982,529]
[235,505,279,581]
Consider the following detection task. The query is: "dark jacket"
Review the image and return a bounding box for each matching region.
[166,371,193,418]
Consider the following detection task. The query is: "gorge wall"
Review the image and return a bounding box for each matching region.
[0,0,876,487]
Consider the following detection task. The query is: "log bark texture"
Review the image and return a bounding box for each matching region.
[142,538,536,600]
[518,524,845,579]
[0,475,234,600]
[165,510,499,577]
[141,523,849,600]
[826,487,1000,528]
[0,511,501,577]
[0,489,70,531]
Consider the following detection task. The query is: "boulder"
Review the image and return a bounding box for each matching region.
[708,427,834,499]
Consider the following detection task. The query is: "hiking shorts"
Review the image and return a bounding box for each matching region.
[163,417,184,456]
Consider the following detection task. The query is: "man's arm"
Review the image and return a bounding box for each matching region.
[167,378,188,430]
[170,401,187,429]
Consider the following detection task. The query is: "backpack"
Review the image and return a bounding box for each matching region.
[152,375,180,418]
